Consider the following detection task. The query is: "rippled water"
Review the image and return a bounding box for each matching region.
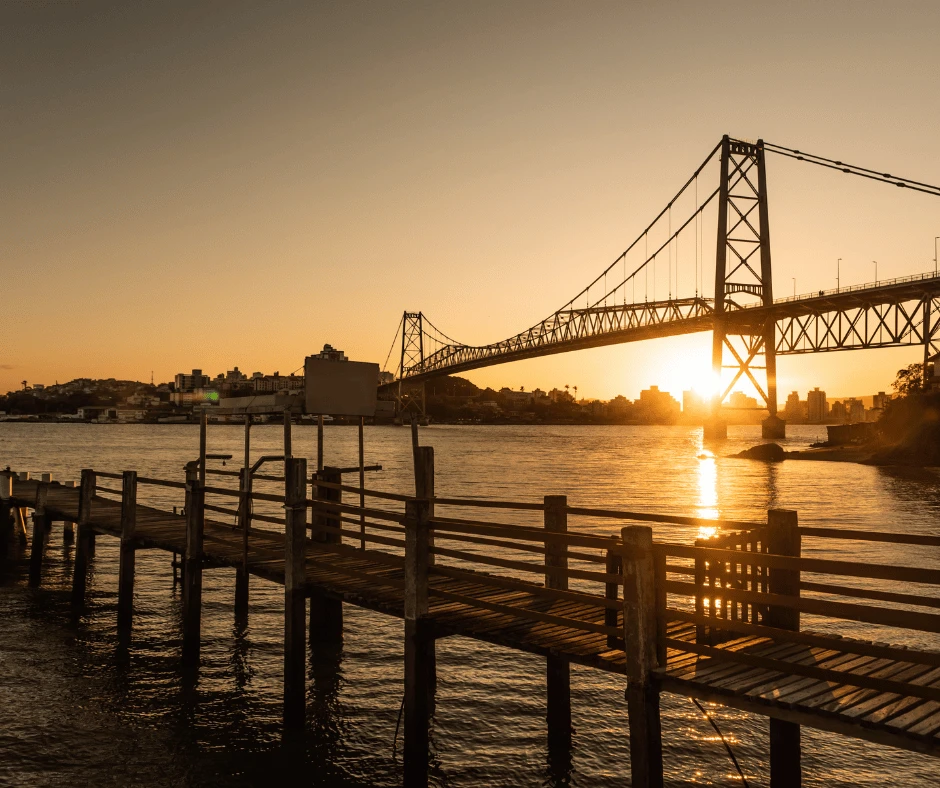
[1,423,939,787]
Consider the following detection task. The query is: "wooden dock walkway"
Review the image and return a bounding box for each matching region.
[3,451,940,788]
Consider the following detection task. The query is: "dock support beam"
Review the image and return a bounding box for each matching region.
[0,469,14,548]
[310,467,343,644]
[181,462,204,667]
[71,469,96,607]
[767,509,802,788]
[284,457,308,728]
[235,416,251,620]
[413,445,437,697]
[544,495,571,749]
[622,525,663,788]
[404,497,432,788]
[28,484,50,587]
[117,471,137,636]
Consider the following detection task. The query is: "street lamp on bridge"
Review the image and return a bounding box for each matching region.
[873,260,878,283]
[934,236,938,275]
[792,277,796,297]
[837,258,841,292]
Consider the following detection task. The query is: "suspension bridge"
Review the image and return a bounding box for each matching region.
[381,136,940,437]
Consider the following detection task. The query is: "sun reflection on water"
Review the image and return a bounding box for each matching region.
[696,447,719,528]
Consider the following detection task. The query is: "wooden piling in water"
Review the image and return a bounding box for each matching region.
[28,483,49,587]
[71,470,96,606]
[766,509,801,788]
[605,537,622,649]
[403,497,432,788]
[117,471,137,635]
[413,445,437,699]
[0,469,13,546]
[181,462,204,666]
[310,467,343,643]
[544,494,572,748]
[283,456,308,728]
[235,414,251,617]
[234,464,251,618]
[622,524,664,788]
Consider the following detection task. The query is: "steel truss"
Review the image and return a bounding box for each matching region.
[405,298,714,380]
[776,296,940,357]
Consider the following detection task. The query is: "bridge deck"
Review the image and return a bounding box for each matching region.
[9,479,940,758]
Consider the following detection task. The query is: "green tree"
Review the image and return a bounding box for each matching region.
[892,363,924,398]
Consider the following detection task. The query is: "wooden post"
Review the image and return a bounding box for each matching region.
[235,465,251,617]
[310,467,343,642]
[62,520,74,544]
[621,525,664,788]
[198,410,207,485]
[72,469,96,606]
[413,446,437,700]
[28,483,49,587]
[605,536,622,649]
[283,409,292,458]
[403,497,432,788]
[766,509,801,788]
[358,416,365,550]
[283,456,308,728]
[0,469,14,546]
[181,461,204,666]
[544,494,571,748]
[317,414,324,471]
[117,471,137,635]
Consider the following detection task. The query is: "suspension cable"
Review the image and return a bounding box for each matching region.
[557,139,722,312]
[764,142,940,197]
[381,315,403,374]
[587,185,720,309]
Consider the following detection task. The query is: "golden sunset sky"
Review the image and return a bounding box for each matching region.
[2,2,938,401]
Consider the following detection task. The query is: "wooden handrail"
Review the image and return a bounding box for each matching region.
[566,504,764,531]
[657,542,940,585]
[799,527,940,547]
[663,579,940,633]
[431,544,621,585]
[137,476,187,490]
[313,480,411,502]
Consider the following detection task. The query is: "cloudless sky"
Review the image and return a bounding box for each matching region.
[2,1,939,401]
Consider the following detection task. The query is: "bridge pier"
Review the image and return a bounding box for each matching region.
[544,495,572,749]
[762,414,786,439]
[311,468,344,644]
[702,418,727,440]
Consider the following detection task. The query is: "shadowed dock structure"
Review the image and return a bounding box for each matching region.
[3,448,940,787]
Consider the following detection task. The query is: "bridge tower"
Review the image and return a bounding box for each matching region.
[706,136,785,440]
[398,311,427,419]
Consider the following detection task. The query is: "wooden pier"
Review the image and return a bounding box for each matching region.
[2,449,939,787]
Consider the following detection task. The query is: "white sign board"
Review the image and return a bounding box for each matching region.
[304,357,379,417]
